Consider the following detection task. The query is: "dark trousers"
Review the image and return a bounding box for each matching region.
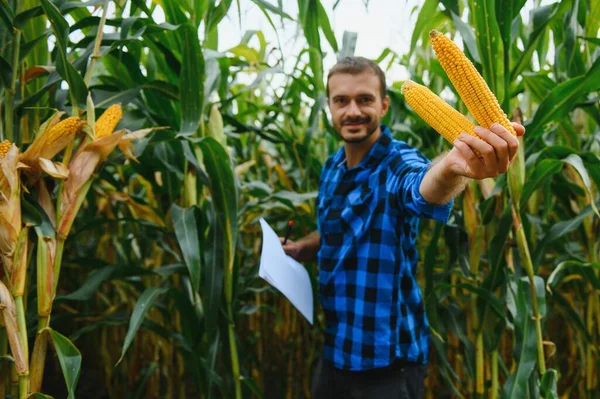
[311,358,426,399]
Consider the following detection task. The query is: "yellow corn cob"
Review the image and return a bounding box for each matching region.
[430,30,516,136]
[95,104,123,139]
[401,80,479,143]
[45,117,83,145]
[0,140,11,158]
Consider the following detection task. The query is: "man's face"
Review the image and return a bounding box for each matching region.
[327,71,389,144]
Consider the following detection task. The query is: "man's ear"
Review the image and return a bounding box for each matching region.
[381,95,390,116]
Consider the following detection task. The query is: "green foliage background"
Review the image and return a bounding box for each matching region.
[0,0,599,398]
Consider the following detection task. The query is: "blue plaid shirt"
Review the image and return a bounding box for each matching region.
[316,125,453,371]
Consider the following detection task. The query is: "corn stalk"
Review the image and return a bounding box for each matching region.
[508,110,546,375]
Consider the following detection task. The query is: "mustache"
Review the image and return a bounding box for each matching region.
[342,116,370,125]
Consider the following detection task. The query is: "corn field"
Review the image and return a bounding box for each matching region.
[0,0,599,398]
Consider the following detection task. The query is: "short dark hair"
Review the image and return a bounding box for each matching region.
[326,56,387,100]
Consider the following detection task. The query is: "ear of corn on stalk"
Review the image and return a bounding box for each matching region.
[36,236,56,317]
[20,115,84,170]
[94,104,123,139]
[0,141,10,158]
[401,80,480,143]
[207,104,227,146]
[45,117,83,146]
[429,30,516,136]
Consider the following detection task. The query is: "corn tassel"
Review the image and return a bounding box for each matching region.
[430,30,516,136]
[401,80,480,143]
[94,104,122,139]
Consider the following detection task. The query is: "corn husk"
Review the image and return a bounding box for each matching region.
[57,131,125,238]
[0,281,27,374]
[0,144,23,272]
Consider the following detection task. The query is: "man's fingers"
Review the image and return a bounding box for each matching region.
[453,139,482,177]
[458,132,498,174]
[511,122,525,136]
[475,126,509,172]
[489,124,520,162]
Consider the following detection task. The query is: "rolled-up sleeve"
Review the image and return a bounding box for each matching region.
[389,147,453,224]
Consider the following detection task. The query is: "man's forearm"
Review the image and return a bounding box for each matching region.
[297,230,320,262]
[419,153,469,205]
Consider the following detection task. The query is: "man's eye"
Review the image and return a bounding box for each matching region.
[335,98,347,104]
[359,97,373,104]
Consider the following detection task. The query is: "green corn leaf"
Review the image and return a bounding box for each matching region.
[168,289,203,350]
[317,0,337,53]
[450,11,480,64]
[204,212,224,398]
[526,49,600,137]
[533,200,599,266]
[540,369,559,399]
[171,204,203,294]
[250,0,292,20]
[14,6,43,28]
[179,23,205,136]
[205,0,233,34]
[40,0,87,108]
[49,328,82,399]
[562,153,600,218]
[547,261,600,291]
[522,73,555,103]
[22,194,55,238]
[502,279,538,399]
[19,33,49,63]
[0,1,14,30]
[410,0,439,55]
[197,137,238,278]
[564,0,581,76]
[578,36,600,46]
[510,3,565,81]
[520,159,563,208]
[117,287,169,365]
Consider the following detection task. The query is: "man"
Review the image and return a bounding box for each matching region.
[280,56,524,398]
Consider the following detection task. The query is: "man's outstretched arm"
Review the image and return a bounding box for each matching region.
[419,122,524,205]
[280,231,320,262]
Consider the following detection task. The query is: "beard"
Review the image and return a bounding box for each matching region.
[334,116,380,144]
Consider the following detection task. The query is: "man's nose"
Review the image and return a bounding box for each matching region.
[346,100,361,116]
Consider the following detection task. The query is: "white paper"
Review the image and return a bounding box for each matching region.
[259,218,314,324]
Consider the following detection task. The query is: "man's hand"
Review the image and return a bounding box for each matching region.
[280,237,302,261]
[279,231,320,263]
[443,122,525,180]
[419,122,525,205]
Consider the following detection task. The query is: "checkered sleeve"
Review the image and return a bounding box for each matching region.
[389,146,453,223]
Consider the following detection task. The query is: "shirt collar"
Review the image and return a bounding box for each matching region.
[333,125,392,171]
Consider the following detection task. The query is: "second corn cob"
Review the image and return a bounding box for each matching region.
[430,30,516,136]
[401,79,479,143]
